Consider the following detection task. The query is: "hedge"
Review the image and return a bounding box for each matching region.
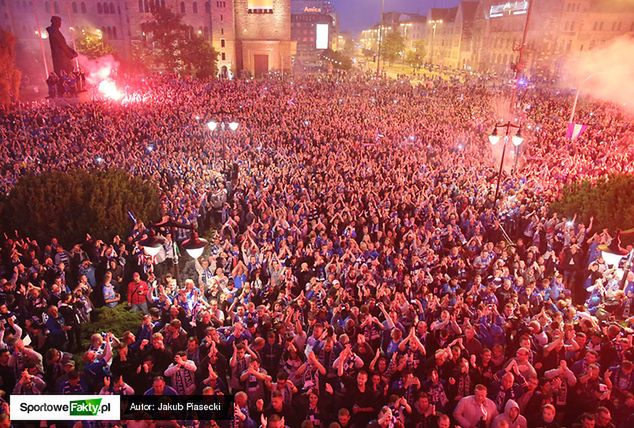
[551,174,634,231]
[1,169,160,246]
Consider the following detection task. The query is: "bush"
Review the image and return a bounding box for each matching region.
[81,304,143,347]
[72,304,143,365]
[551,174,634,231]
[1,169,160,246]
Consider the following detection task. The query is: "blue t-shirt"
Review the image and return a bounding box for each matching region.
[103,284,118,307]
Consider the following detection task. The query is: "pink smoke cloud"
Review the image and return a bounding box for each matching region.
[562,36,634,115]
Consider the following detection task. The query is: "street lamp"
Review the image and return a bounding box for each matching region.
[138,230,165,257]
[376,0,385,77]
[206,111,240,134]
[488,122,524,207]
[181,231,209,259]
[428,19,443,68]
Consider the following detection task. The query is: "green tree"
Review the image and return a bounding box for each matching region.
[141,7,217,77]
[551,174,634,231]
[76,28,114,59]
[405,47,425,71]
[178,35,218,78]
[380,30,405,65]
[1,170,160,246]
[0,30,21,107]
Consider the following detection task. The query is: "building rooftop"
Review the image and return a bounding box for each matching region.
[429,6,459,23]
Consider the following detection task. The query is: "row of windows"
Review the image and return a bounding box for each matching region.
[565,2,582,13]
[102,25,118,39]
[248,8,273,14]
[72,2,87,13]
[592,21,633,31]
[139,0,165,12]
[563,21,576,32]
[96,2,117,14]
[45,1,117,15]
[139,1,215,14]
[44,1,60,14]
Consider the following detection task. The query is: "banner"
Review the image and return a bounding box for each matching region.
[566,122,588,140]
[12,395,120,421]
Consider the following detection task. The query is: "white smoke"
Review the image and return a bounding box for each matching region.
[561,35,634,115]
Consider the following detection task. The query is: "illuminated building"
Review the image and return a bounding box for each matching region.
[0,0,294,80]
[290,0,335,70]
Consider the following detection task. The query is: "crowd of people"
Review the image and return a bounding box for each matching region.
[0,71,633,428]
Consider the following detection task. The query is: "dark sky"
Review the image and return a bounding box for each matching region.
[333,0,461,34]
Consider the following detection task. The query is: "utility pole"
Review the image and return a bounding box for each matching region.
[508,0,534,172]
[428,19,443,68]
[376,0,384,77]
[509,0,534,116]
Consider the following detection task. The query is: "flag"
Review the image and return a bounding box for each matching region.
[566,123,588,140]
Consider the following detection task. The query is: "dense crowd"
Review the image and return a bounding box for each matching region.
[0,72,633,428]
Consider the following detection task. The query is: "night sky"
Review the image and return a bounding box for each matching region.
[333,0,461,34]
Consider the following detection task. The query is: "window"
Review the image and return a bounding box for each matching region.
[205,1,210,13]
[139,0,143,11]
[180,1,185,13]
[110,2,115,13]
[113,26,117,39]
[144,0,148,12]
[72,2,77,13]
[53,1,59,13]
[221,52,225,60]
[220,14,223,21]
[193,1,198,13]
[81,2,86,13]
[221,27,223,35]
[97,2,102,13]
[221,39,225,47]
[45,1,50,12]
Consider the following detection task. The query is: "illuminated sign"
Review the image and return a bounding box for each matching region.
[248,0,273,9]
[316,24,329,49]
[489,1,528,18]
[304,6,322,13]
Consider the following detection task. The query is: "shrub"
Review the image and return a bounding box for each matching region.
[1,169,160,246]
[551,174,634,231]
[81,304,144,347]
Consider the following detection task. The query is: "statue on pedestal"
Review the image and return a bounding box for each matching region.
[46,15,77,95]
